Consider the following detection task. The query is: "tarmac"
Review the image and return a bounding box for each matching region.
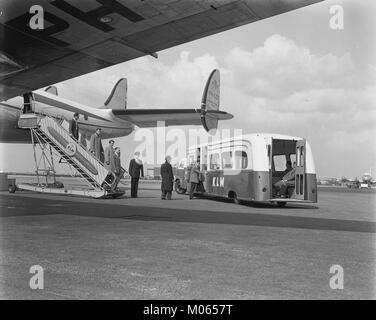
[0,178,375,299]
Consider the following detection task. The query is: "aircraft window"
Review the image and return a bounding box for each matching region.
[210,153,220,170]
[221,151,233,169]
[235,151,248,169]
[273,154,287,171]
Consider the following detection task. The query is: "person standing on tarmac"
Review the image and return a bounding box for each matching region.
[160,155,174,200]
[128,152,144,198]
[189,160,201,200]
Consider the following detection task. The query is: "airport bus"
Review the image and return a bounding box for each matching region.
[174,133,317,207]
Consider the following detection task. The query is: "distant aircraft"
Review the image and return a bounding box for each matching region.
[362,173,372,182]
[361,172,375,188]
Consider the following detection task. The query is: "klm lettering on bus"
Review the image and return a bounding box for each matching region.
[212,176,224,188]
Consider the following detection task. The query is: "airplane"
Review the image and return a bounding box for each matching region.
[0,69,232,144]
[0,0,324,143]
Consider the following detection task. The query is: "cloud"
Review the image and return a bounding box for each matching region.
[54,34,375,177]
[224,34,369,98]
[120,51,219,108]
[57,51,219,110]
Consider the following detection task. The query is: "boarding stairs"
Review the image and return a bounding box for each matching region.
[17,113,125,198]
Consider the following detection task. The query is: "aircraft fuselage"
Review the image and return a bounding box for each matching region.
[0,96,134,143]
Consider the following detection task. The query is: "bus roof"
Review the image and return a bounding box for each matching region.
[186,132,316,174]
[188,133,304,149]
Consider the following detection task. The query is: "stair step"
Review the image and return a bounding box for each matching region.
[34,121,108,191]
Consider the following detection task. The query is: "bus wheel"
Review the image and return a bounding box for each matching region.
[229,191,241,205]
[174,179,186,194]
[8,185,16,193]
[277,202,286,208]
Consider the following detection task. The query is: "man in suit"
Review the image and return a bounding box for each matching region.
[69,113,79,140]
[113,147,122,184]
[104,140,115,172]
[128,151,144,198]
[89,128,104,162]
[160,155,174,200]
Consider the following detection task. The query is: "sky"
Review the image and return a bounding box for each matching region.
[0,0,375,179]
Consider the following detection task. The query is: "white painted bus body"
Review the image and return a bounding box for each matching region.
[175,133,317,205]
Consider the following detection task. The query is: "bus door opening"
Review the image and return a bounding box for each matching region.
[271,139,297,198]
[196,148,200,165]
[294,139,306,200]
[200,146,208,171]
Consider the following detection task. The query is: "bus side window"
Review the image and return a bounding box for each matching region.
[188,155,194,165]
[179,158,187,169]
[235,151,248,169]
[273,154,287,172]
[210,153,220,170]
[221,151,233,169]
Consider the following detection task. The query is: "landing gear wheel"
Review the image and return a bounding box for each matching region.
[174,179,186,194]
[277,202,286,208]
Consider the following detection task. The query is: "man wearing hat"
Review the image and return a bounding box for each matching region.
[160,155,174,200]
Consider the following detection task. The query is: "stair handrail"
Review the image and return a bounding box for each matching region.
[38,116,113,190]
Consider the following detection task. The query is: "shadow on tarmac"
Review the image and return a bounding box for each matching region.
[0,193,375,234]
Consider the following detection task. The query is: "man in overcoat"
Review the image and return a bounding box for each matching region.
[89,128,104,162]
[160,155,174,200]
[104,140,116,172]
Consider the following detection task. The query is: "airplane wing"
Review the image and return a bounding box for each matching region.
[0,0,324,101]
[112,109,233,128]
